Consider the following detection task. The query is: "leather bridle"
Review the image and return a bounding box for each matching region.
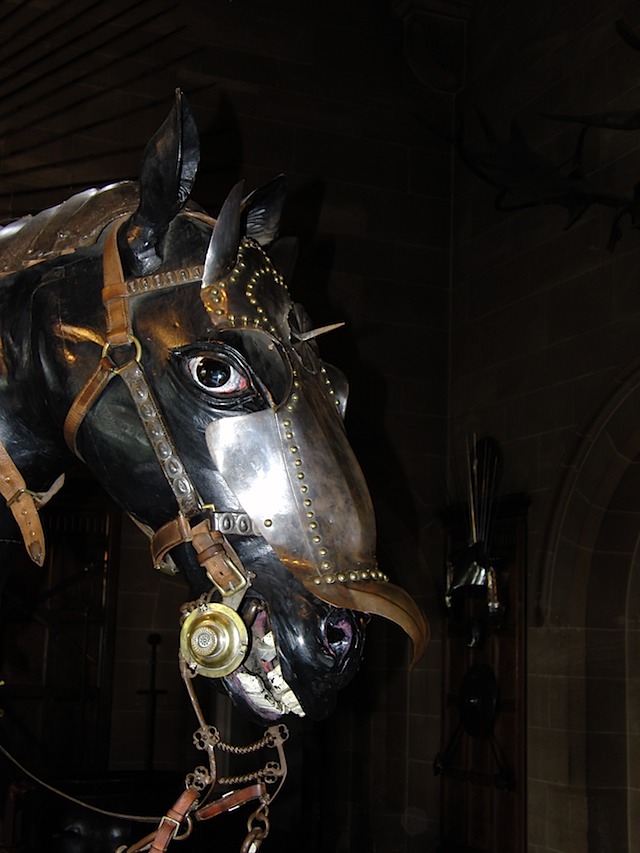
[0,213,289,851]
[63,214,254,605]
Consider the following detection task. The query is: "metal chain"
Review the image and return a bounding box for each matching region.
[219,761,284,787]
[216,727,285,754]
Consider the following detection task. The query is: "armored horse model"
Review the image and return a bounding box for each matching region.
[0,90,428,850]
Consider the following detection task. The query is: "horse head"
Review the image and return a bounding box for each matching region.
[1,91,428,724]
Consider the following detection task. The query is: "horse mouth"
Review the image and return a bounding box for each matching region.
[224,603,305,721]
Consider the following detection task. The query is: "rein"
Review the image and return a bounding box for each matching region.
[117,647,289,853]
[0,654,288,853]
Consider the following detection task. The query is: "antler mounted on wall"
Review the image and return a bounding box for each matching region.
[449,16,640,250]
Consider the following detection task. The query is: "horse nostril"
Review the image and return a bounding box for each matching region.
[327,623,347,646]
[324,611,354,660]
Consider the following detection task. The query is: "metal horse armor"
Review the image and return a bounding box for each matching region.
[0,91,428,729]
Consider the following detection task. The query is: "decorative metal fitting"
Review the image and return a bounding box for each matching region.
[264,724,289,748]
[193,724,221,751]
[185,765,211,792]
[260,761,284,784]
[180,602,249,678]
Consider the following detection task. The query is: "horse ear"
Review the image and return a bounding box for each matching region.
[242,174,287,247]
[203,176,289,285]
[203,180,244,284]
[121,89,200,274]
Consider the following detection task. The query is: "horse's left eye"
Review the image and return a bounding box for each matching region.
[188,356,249,396]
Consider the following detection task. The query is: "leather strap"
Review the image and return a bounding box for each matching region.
[101,217,135,346]
[63,354,114,456]
[123,788,197,853]
[64,215,203,455]
[123,783,265,853]
[194,782,265,821]
[150,788,199,853]
[152,516,247,597]
[151,515,193,568]
[0,440,64,566]
[64,212,251,599]
[62,217,131,455]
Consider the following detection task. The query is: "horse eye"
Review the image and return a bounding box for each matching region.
[188,356,249,396]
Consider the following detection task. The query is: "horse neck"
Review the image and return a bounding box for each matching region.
[0,273,71,493]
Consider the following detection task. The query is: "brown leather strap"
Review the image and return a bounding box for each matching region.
[63,354,114,456]
[194,783,266,821]
[151,515,247,597]
[190,519,247,596]
[66,212,215,459]
[123,784,265,853]
[151,515,192,568]
[0,441,64,566]
[63,215,130,456]
[149,788,199,853]
[101,216,134,347]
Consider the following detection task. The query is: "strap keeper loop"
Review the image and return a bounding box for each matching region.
[5,487,28,508]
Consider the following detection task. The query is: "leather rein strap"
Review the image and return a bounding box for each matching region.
[121,783,266,853]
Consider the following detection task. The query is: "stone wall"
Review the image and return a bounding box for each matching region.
[451,1,640,849]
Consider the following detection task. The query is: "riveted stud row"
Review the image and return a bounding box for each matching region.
[285,372,300,413]
[125,265,203,295]
[203,238,290,333]
[281,416,330,571]
[319,366,341,408]
[119,362,199,516]
[312,569,389,586]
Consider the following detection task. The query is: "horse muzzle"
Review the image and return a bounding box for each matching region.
[205,376,428,666]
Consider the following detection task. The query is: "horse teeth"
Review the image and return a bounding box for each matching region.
[236,673,279,709]
[234,664,305,717]
[266,664,285,690]
[266,665,305,716]
[255,630,277,662]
